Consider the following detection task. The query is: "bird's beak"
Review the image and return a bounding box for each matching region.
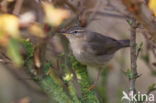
[63,33,72,37]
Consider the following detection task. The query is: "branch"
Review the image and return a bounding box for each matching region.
[59,33,99,102]
[129,18,138,100]
[147,88,156,95]
[24,58,74,102]
[143,33,156,59]
[61,0,78,13]
[122,0,156,42]
[13,0,24,15]
[95,11,126,19]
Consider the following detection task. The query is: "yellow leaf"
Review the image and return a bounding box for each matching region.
[0,14,20,38]
[148,0,156,16]
[42,2,70,26]
[28,23,45,38]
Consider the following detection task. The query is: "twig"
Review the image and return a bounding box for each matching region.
[142,38,155,72]
[136,51,140,59]
[146,84,156,103]
[13,0,24,15]
[0,51,12,64]
[61,0,78,13]
[147,88,156,95]
[0,59,11,64]
[95,11,126,19]
[122,0,156,42]
[129,18,138,102]
[69,66,82,98]
[87,1,101,26]
[143,33,156,59]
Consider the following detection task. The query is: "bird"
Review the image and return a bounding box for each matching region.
[63,26,130,89]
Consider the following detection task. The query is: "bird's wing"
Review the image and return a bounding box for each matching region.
[85,32,121,56]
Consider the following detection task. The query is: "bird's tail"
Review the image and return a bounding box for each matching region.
[119,39,130,48]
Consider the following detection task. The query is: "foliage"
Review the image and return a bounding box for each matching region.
[7,38,23,66]
[148,0,156,16]
[21,38,99,103]
[71,56,99,103]
[1,0,156,103]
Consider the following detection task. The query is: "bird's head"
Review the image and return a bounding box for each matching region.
[62,27,87,42]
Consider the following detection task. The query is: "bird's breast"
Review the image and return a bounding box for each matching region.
[70,41,84,56]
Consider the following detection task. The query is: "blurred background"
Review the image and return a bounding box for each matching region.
[0,0,156,103]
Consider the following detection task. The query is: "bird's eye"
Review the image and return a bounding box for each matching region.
[70,30,78,34]
[74,31,78,33]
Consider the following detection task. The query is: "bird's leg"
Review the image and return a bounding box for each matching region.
[89,67,102,90]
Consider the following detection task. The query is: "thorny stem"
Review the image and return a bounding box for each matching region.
[129,19,138,103]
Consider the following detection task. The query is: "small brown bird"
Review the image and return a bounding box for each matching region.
[63,26,130,89]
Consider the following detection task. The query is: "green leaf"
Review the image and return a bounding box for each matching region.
[7,38,23,66]
[128,20,133,25]
[126,69,133,79]
[69,56,99,103]
[148,83,156,91]
[21,39,34,58]
[44,62,51,74]
[137,42,143,52]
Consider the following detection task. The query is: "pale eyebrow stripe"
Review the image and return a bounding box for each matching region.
[71,30,85,33]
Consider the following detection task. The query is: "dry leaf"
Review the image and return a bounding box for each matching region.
[29,23,45,38]
[42,2,70,26]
